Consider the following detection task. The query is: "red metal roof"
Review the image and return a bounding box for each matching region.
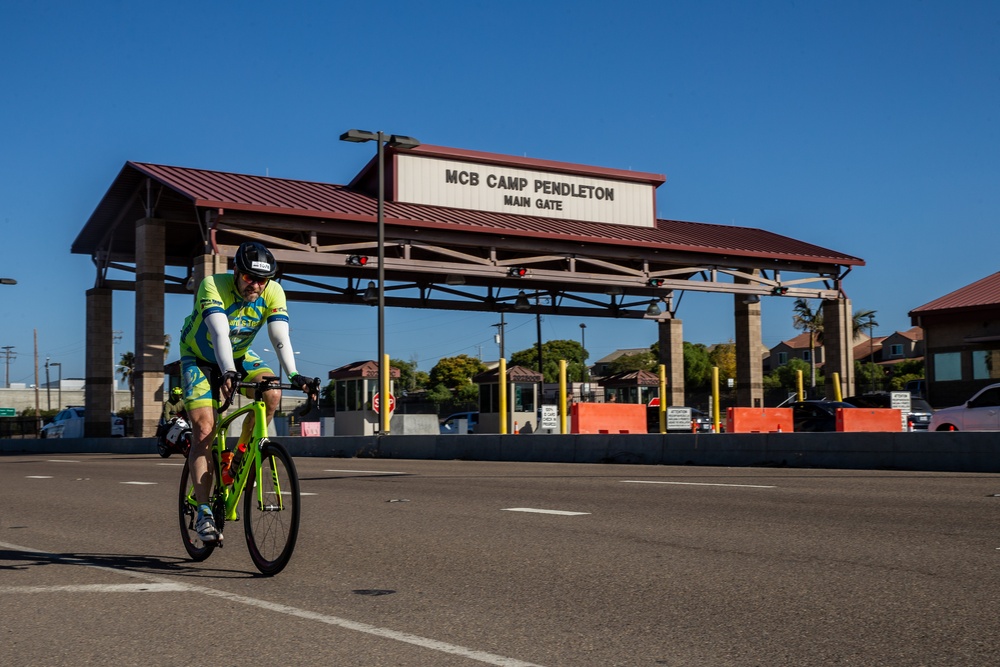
[108,162,862,268]
[909,271,1000,316]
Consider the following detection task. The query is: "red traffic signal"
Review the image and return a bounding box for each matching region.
[508,266,528,277]
[347,255,369,266]
[648,278,664,287]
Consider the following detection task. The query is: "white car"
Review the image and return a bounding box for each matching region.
[928,383,1000,431]
[40,407,125,438]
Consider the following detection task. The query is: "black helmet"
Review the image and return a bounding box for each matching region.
[234,241,277,279]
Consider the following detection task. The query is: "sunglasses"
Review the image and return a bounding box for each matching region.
[238,273,269,287]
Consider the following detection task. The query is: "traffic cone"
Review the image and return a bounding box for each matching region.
[514,421,519,435]
[776,424,782,433]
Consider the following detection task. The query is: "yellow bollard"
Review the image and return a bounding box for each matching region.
[712,366,720,433]
[559,359,567,434]
[658,364,667,434]
[498,357,507,434]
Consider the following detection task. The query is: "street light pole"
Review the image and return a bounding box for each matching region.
[45,357,51,411]
[340,129,420,435]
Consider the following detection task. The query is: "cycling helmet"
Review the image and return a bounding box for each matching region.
[234,241,277,279]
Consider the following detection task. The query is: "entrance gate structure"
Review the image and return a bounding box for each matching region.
[72,144,863,436]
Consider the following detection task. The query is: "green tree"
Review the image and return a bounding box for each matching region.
[429,354,487,390]
[390,357,421,393]
[773,358,817,395]
[510,339,586,383]
[683,342,713,391]
[708,340,736,385]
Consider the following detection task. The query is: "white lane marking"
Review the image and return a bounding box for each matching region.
[121,481,157,485]
[47,459,80,463]
[300,492,318,496]
[25,476,53,479]
[0,583,186,593]
[622,480,776,489]
[0,540,545,667]
[502,508,590,516]
[324,469,407,475]
[157,463,186,466]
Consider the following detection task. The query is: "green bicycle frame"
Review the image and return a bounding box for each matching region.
[213,398,281,522]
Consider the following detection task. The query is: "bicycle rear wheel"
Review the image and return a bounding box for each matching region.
[178,460,218,561]
[243,441,300,575]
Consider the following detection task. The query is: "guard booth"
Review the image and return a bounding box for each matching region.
[473,365,542,434]
[328,360,400,436]
[599,369,660,405]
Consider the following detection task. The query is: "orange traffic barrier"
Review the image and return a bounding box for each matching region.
[836,408,902,432]
[726,407,793,433]
[570,403,646,434]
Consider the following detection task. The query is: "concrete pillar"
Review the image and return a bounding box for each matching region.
[85,287,114,436]
[193,252,226,290]
[822,297,855,400]
[135,218,166,436]
[734,293,764,407]
[657,318,685,406]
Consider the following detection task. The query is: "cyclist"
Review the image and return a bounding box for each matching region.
[162,386,185,423]
[179,241,316,542]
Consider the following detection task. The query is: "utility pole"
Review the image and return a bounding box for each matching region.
[45,357,51,411]
[1,345,15,387]
[492,312,506,361]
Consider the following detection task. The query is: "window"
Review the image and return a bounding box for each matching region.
[970,385,1000,408]
[513,383,535,413]
[778,352,788,365]
[890,344,903,357]
[933,352,962,381]
[973,349,1000,380]
[802,351,811,362]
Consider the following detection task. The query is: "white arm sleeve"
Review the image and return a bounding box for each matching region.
[267,320,299,377]
[205,312,237,374]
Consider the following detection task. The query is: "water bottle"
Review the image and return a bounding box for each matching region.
[221,451,235,485]
[229,442,248,481]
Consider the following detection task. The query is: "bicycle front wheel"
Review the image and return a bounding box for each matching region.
[243,441,300,575]
[178,460,218,562]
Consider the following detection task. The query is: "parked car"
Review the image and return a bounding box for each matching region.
[789,400,857,432]
[843,393,934,431]
[40,407,125,438]
[439,411,478,434]
[928,383,1000,431]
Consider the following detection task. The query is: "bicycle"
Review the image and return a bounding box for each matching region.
[177,375,320,575]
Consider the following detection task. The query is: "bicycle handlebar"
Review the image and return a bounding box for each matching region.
[217,375,321,415]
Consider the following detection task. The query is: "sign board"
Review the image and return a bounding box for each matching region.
[666,407,692,431]
[890,391,912,431]
[540,405,559,430]
[647,397,660,408]
[372,393,396,415]
[395,153,656,227]
[0,407,15,417]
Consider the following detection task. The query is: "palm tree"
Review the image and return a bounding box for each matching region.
[793,300,879,391]
[118,352,135,407]
[792,299,822,388]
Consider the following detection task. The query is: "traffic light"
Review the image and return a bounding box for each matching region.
[508,266,528,277]
[347,255,369,266]
[647,278,664,287]
[772,285,789,295]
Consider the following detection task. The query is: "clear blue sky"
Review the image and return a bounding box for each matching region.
[2,0,998,389]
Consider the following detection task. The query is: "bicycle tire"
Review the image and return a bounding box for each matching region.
[178,459,218,562]
[243,441,300,575]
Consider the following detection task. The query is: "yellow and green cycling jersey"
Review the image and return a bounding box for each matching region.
[179,273,289,364]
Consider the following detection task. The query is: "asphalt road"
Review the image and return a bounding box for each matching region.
[3,453,1000,666]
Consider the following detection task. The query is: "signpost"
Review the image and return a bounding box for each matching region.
[540,405,559,432]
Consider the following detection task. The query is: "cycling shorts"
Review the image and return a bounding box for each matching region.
[180,347,275,411]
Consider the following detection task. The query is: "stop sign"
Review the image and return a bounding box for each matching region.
[372,392,396,414]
